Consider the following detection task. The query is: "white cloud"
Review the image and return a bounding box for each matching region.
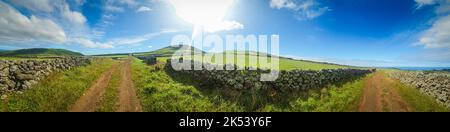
[136,6,153,13]
[119,0,139,7]
[106,29,178,46]
[91,14,116,38]
[435,0,450,14]
[61,4,87,25]
[270,0,297,9]
[417,0,450,49]
[415,0,450,64]
[104,0,142,13]
[270,0,330,20]
[104,4,125,12]
[168,0,243,32]
[415,0,437,8]
[9,0,88,28]
[415,0,450,13]
[70,37,114,49]
[419,15,450,48]
[69,29,177,49]
[0,2,66,43]
[1,1,110,49]
[74,0,86,6]
[70,29,176,49]
[204,21,244,32]
[9,0,54,13]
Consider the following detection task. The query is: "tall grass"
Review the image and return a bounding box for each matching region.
[286,75,369,112]
[1,58,117,112]
[131,58,243,112]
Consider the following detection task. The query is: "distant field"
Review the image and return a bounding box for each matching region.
[158,54,352,70]
[92,54,129,58]
[92,55,130,59]
[130,45,356,70]
[133,45,204,57]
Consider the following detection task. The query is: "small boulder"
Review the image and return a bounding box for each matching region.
[16,73,34,80]
[0,84,7,91]
[1,94,7,100]
[9,65,18,73]
[0,68,9,77]
[0,61,8,70]
[22,81,33,89]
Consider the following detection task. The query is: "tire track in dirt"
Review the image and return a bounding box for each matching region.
[359,72,411,112]
[116,59,142,112]
[69,63,119,112]
[359,74,382,112]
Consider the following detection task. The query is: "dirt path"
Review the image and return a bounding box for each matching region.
[69,64,119,112]
[359,72,411,112]
[116,59,142,112]
[69,58,142,112]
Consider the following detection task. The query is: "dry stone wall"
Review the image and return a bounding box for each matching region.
[165,60,373,91]
[0,57,90,94]
[389,71,450,107]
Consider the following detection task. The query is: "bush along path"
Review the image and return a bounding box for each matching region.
[69,58,142,112]
[359,72,411,112]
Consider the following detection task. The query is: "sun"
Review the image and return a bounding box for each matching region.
[169,0,235,28]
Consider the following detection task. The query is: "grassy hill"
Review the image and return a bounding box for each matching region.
[133,45,205,57]
[132,45,355,70]
[193,52,351,70]
[0,48,83,57]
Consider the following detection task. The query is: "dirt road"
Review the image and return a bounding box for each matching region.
[69,59,142,112]
[359,72,411,112]
[69,64,119,112]
[117,59,142,112]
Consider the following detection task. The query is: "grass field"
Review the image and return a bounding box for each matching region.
[133,45,204,57]
[0,58,117,112]
[157,54,351,71]
[132,45,352,71]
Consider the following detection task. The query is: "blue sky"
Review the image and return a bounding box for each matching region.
[0,0,449,67]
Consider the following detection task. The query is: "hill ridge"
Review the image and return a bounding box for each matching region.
[0,48,83,57]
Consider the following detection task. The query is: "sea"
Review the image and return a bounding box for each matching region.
[386,67,450,71]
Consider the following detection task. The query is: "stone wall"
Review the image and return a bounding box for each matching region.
[0,57,90,94]
[165,60,372,91]
[389,71,450,107]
